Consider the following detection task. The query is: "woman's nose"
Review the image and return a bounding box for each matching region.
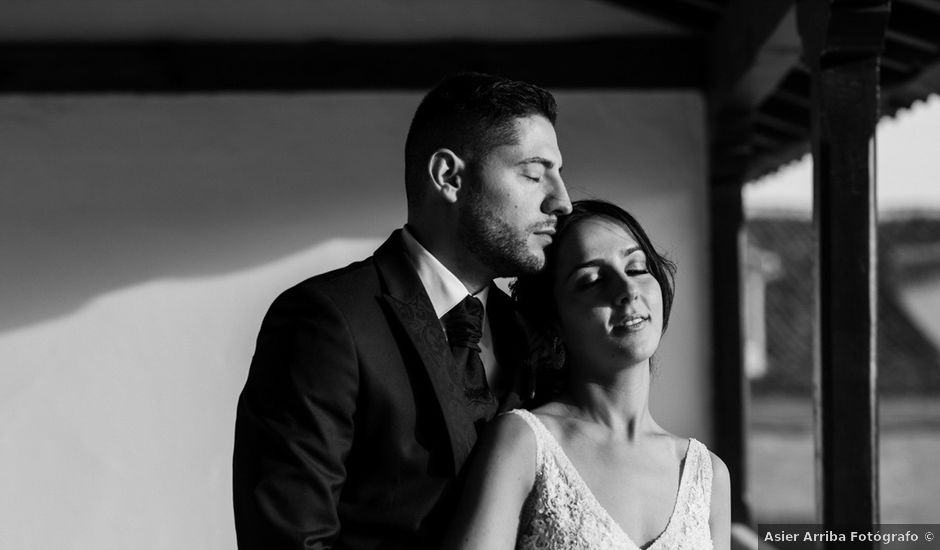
[615,276,639,305]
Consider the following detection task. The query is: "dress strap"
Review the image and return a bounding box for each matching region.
[681,439,713,525]
[503,409,547,470]
[694,439,713,503]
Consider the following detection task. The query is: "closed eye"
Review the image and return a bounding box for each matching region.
[574,274,600,290]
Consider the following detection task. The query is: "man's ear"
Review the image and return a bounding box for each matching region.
[428,149,465,204]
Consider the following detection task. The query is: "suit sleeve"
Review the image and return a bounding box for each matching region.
[233,285,358,550]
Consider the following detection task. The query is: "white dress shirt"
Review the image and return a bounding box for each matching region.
[400,227,499,381]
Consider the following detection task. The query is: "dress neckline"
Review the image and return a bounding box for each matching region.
[525,410,696,550]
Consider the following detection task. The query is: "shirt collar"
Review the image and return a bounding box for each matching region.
[400,226,489,319]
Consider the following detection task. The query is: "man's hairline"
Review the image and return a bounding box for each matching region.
[465,112,555,166]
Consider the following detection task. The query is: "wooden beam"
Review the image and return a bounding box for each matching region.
[880,59,916,83]
[774,66,812,101]
[760,96,810,129]
[708,0,797,109]
[751,132,794,152]
[771,86,812,108]
[0,38,705,93]
[884,28,939,55]
[881,54,940,111]
[888,1,940,50]
[675,0,726,11]
[884,34,939,68]
[706,8,800,525]
[797,0,889,535]
[597,0,720,31]
[754,115,805,140]
[707,0,800,190]
[745,139,810,183]
[708,170,750,526]
[706,101,752,525]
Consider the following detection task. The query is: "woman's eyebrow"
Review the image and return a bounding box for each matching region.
[622,246,642,258]
[565,246,643,280]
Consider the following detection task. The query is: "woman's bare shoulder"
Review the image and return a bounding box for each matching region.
[492,409,535,430]
[525,401,574,436]
[708,450,730,485]
[484,410,538,454]
[470,411,540,490]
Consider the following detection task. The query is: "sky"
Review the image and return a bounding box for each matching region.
[744,93,940,218]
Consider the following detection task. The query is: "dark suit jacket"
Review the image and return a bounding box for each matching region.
[233,230,529,550]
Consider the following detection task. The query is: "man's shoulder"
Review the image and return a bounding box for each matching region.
[253,254,388,337]
[272,231,411,308]
[301,255,379,288]
[279,254,382,306]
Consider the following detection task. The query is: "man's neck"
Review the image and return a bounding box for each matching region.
[404,224,492,294]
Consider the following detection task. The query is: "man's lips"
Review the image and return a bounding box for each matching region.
[532,226,556,244]
[533,225,556,237]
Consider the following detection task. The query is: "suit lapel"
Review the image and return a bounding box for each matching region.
[373,231,478,475]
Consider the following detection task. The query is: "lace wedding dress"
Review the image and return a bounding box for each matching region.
[508,409,714,550]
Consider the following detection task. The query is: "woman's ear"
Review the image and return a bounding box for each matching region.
[428,149,465,204]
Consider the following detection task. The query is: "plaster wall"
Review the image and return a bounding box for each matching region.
[0,91,708,549]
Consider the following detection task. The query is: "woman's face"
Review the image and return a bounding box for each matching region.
[552,217,664,374]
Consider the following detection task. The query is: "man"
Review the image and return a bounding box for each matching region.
[233,72,571,549]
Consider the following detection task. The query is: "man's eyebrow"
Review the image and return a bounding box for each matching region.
[517,157,557,169]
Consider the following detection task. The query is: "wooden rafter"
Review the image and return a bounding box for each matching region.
[0,38,705,93]
[889,1,940,50]
[597,0,721,31]
[760,96,810,129]
[884,34,939,67]
[754,113,806,139]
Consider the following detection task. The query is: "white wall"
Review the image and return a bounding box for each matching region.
[0,91,708,549]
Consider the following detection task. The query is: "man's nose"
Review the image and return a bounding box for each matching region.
[544,175,572,216]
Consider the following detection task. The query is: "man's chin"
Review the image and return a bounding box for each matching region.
[513,250,546,275]
[474,238,547,277]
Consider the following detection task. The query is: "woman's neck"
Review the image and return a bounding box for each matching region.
[562,361,655,441]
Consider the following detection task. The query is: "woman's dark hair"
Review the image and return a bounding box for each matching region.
[511,199,677,384]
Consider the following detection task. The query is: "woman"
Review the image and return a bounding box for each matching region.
[445,200,730,549]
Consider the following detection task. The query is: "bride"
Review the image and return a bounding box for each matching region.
[445,199,730,549]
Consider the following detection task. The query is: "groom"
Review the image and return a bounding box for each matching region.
[233,72,571,549]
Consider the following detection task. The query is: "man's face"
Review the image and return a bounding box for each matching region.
[457,115,572,277]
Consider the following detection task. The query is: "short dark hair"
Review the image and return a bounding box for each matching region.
[404,72,558,210]
[512,199,677,370]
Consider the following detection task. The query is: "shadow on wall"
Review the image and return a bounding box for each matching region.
[0,94,418,332]
[0,91,707,335]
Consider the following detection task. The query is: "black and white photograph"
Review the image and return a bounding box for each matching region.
[2,1,940,549]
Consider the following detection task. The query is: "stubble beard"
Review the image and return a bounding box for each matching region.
[457,198,546,278]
